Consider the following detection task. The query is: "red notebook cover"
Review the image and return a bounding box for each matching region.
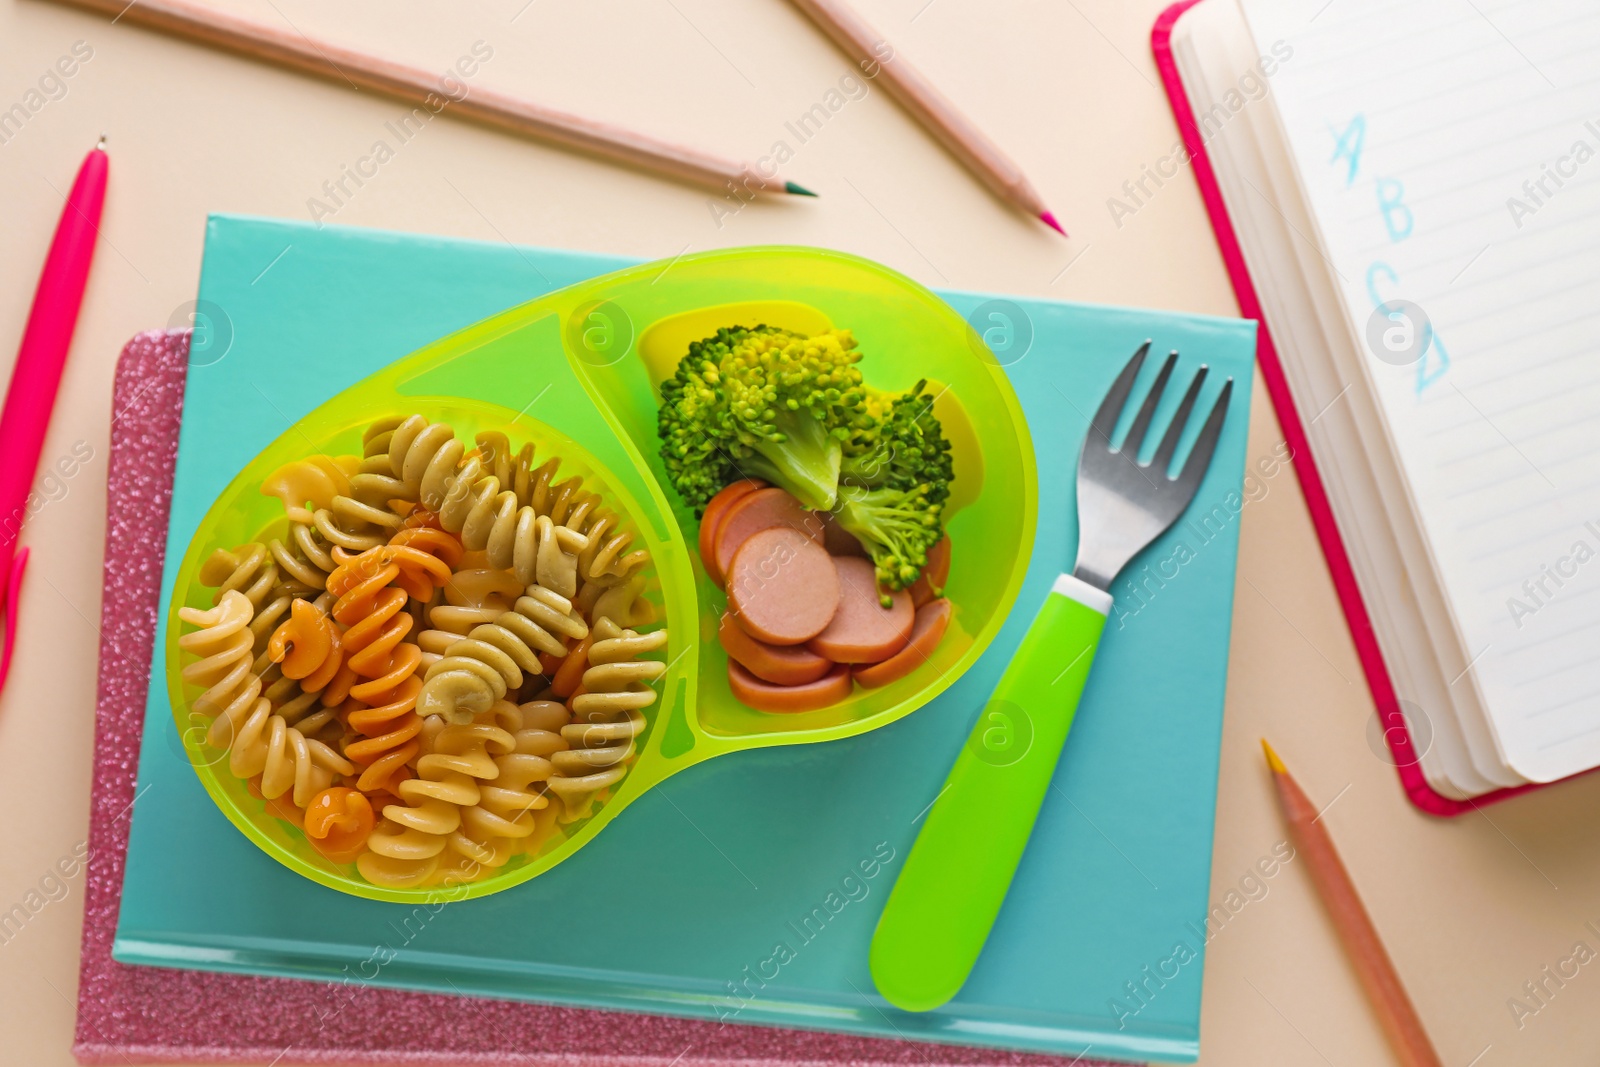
[1150,0,1557,816]
[73,329,1119,1065]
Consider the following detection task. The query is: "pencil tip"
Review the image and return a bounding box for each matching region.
[1261,739,1286,774]
[96,133,107,150]
[784,180,819,198]
[1039,210,1067,237]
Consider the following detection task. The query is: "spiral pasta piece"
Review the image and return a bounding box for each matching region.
[300,426,412,552]
[546,617,667,822]
[327,545,402,624]
[416,602,502,670]
[196,543,306,658]
[512,698,572,758]
[473,431,538,506]
[443,566,525,612]
[471,431,584,524]
[311,497,399,553]
[268,598,345,692]
[525,456,587,526]
[259,666,344,743]
[385,517,463,601]
[417,560,518,670]
[359,719,512,888]
[230,699,355,808]
[341,585,425,795]
[253,662,311,719]
[259,455,367,589]
[268,528,333,591]
[260,454,360,524]
[438,463,589,592]
[384,415,466,510]
[257,597,351,739]
[303,786,376,864]
[379,417,622,595]
[445,700,560,868]
[577,572,657,630]
[417,584,589,724]
[571,502,652,588]
[178,590,265,751]
[198,543,277,608]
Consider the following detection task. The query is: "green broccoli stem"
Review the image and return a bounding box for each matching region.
[736,409,842,511]
[838,444,892,491]
[833,485,942,602]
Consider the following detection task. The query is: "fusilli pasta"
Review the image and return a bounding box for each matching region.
[177,590,356,807]
[178,590,264,751]
[417,583,588,724]
[179,414,668,889]
[547,617,667,821]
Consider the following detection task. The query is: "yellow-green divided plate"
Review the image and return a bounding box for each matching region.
[166,246,1037,903]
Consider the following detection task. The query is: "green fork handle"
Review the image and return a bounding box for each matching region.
[868,573,1111,1012]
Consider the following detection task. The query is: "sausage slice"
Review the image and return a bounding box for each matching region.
[718,611,833,686]
[725,527,839,645]
[698,480,765,586]
[854,598,953,688]
[908,534,952,607]
[818,510,868,557]
[728,660,853,713]
[712,487,823,586]
[806,556,913,664]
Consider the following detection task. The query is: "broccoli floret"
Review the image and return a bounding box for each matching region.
[840,380,954,506]
[657,328,954,601]
[834,483,944,598]
[832,382,953,599]
[657,325,871,512]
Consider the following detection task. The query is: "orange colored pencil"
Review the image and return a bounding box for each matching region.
[1261,741,1443,1067]
[44,0,816,198]
[784,0,1064,235]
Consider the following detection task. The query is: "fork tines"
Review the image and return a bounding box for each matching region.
[1072,341,1234,591]
[1088,340,1232,492]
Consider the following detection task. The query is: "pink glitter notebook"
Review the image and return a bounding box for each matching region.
[74,328,1121,1067]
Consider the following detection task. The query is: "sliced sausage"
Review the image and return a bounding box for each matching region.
[818,510,868,557]
[806,556,913,664]
[726,528,840,645]
[718,611,833,686]
[712,487,824,586]
[908,534,952,607]
[854,598,953,688]
[728,660,853,713]
[698,479,766,585]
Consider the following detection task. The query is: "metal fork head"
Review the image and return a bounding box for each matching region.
[1072,341,1233,592]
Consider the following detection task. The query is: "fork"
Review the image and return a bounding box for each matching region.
[868,342,1233,1012]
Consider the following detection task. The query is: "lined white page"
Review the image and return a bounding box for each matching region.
[1239,0,1600,781]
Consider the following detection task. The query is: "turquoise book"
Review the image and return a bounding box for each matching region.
[114,214,1257,1064]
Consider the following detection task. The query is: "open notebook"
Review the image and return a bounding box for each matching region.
[1165,0,1600,800]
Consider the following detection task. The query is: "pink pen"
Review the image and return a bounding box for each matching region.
[0,138,108,694]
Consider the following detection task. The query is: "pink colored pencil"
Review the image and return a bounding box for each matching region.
[785,0,1065,236]
[0,139,107,693]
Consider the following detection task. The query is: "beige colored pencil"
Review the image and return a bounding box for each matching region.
[44,0,816,198]
[785,0,1062,234]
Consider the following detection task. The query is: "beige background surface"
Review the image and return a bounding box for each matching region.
[0,1,1596,1064]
